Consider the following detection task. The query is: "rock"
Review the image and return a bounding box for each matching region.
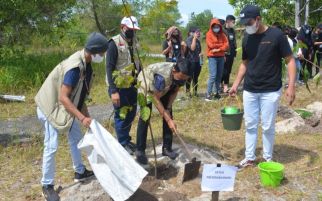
[276,116,305,134]
[306,101,322,118]
[305,117,320,127]
[60,179,112,201]
[277,105,298,119]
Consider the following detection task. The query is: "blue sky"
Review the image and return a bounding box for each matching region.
[177,0,235,25]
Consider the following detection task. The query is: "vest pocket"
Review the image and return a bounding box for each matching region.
[50,103,73,129]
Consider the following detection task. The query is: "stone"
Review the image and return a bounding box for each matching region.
[306,101,322,118]
[276,116,305,134]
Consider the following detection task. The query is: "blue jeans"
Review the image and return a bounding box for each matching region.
[243,89,282,161]
[109,87,137,145]
[295,58,301,82]
[207,57,225,95]
[37,107,85,186]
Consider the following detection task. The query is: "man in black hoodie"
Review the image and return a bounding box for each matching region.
[222,15,237,93]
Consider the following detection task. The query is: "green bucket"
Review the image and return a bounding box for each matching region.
[258,162,284,187]
[224,106,240,114]
[221,108,243,131]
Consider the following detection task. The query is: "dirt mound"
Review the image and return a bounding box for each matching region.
[276,103,322,134]
[59,143,223,201]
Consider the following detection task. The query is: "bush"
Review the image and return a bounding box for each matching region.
[0,49,71,93]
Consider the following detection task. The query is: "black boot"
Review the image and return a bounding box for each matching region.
[162,148,178,160]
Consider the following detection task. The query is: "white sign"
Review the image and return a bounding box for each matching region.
[201,164,238,192]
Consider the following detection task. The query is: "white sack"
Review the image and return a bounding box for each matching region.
[78,119,148,201]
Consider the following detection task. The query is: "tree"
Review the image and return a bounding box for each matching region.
[140,0,181,42]
[0,0,77,46]
[186,10,213,34]
[228,0,321,28]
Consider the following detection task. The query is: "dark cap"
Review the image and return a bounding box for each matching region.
[85,32,109,54]
[175,58,191,76]
[226,15,236,21]
[239,5,260,25]
[219,19,226,26]
[189,26,200,33]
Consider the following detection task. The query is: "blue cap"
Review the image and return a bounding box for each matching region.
[85,32,109,54]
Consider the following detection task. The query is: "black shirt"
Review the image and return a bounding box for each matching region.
[312,32,322,53]
[242,27,292,93]
[224,27,237,56]
[162,40,182,62]
[185,36,201,62]
[78,64,93,110]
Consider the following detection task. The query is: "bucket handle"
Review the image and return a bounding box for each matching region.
[223,95,242,110]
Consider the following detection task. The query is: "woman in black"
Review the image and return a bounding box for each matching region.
[162,26,186,62]
[185,27,202,97]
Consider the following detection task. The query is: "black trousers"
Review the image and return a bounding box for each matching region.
[300,48,313,79]
[222,54,235,85]
[136,89,174,152]
[185,61,202,94]
[316,52,321,74]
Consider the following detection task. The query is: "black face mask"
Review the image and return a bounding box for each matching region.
[173,79,185,87]
[172,35,179,40]
[125,30,134,39]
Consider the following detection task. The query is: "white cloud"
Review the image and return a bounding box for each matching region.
[180,13,189,26]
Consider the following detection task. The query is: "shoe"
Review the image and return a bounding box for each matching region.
[297,80,305,86]
[42,185,60,201]
[74,168,94,182]
[128,141,136,151]
[162,148,178,160]
[237,158,254,170]
[136,151,148,165]
[123,142,136,155]
[214,93,221,100]
[205,95,213,102]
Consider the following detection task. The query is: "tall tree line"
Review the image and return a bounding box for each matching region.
[0,0,182,48]
[228,0,321,28]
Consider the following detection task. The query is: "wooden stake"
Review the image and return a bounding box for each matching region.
[211,163,221,201]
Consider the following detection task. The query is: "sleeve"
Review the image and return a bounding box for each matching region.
[241,35,248,60]
[106,41,118,93]
[278,33,293,58]
[162,40,169,51]
[219,34,229,52]
[63,68,80,88]
[153,74,165,92]
[206,32,224,49]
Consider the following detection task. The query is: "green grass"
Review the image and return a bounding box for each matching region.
[1,42,322,200]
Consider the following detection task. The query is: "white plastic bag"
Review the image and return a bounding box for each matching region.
[78,119,148,201]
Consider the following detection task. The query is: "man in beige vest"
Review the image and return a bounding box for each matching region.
[106,16,141,155]
[35,32,109,201]
[135,59,191,165]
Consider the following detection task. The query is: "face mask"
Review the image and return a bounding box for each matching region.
[91,54,104,63]
[172,34,179,40]
[213,27,220,33]
[245,20,259,35]
[172,79,186,87]
[125,29,134,39]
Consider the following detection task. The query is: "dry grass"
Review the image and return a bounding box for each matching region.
[1,45,322,200]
